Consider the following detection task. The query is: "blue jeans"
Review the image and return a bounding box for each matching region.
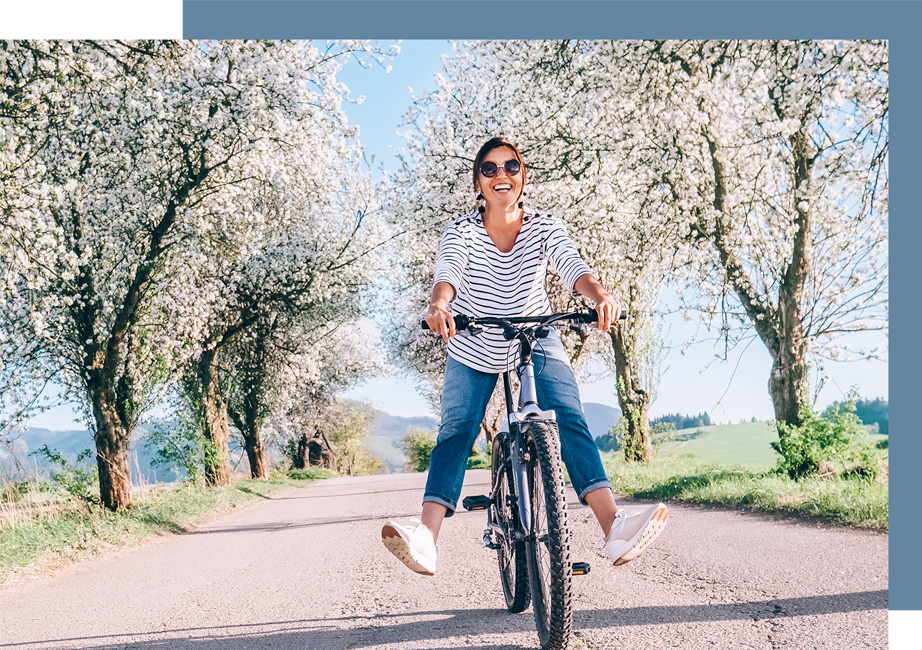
[423,329,612,516]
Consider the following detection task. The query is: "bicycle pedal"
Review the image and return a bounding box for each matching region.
[572,562,591,576]
[462,495,491,511]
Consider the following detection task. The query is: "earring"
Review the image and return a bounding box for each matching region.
[518,191,526,210]
[476,192,485,214]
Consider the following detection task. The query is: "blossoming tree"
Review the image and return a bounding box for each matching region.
[0,40,392,508]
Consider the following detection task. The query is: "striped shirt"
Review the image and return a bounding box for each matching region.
[433,209,594,373]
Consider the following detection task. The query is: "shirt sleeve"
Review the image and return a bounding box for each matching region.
[545,216,594,297]
[432,223,468,301]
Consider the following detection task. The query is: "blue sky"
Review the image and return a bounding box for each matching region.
[27,39,889,429]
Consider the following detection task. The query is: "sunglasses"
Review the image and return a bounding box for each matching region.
[480,159,521,178]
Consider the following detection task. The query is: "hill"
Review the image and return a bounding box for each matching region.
[656,421,780,466]
[366,410,438,473]
[655,420,889,466]
[582,402,621,439]
[3,401,622,480]
[363,402,619,473]
[2,426,180,483]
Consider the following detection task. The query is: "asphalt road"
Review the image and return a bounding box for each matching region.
[0,471,888,649]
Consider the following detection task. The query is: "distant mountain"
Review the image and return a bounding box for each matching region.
[2,426,179,483]
[364,403,619,473]
[366,410,438,473]
[583,402,622,439]
[370,411,438,439]
[4,401,619,481]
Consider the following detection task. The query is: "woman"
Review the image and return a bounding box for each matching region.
[382,137,667,575]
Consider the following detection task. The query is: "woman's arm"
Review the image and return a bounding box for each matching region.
[574,273,621,332]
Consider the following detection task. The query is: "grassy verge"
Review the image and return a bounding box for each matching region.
[603,453,888,531]
[0,467,336,585]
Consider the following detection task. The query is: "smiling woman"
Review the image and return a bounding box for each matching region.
[382,136,668,596]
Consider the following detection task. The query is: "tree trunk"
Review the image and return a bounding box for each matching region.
[294,433,308,469]
[307,428,337,470]
[609,327,653,463]
[703,116,813,437]
[480,406,502,448]
[231,399,269,480]
[243,432,269,479]
[768,286,809,428]
[767,129,812,431]
[91,389,133,510]
[198,348,231,486]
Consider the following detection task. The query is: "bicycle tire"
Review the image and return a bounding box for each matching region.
[492,435,530,613]
[523,419,572,650]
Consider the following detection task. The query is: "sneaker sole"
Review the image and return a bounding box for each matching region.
[613,505,669,566]
[382,525,435,576]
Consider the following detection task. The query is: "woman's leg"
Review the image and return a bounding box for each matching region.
[422,355,497,542]
[532,333,615,525]
[532,331,668,563]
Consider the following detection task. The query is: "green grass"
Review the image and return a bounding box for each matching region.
[657,421,781,466]
[658,421,889,467]
[0,467,335,584]
[603,453,888,531]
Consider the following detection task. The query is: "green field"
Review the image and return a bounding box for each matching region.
[602,421,889,530]
[656,421,888,467]
[657,422,780,466]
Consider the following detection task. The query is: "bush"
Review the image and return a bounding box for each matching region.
[601,418,675,458]
[286,467,337,481]
[142,421,212,484]
[824,396,888,435]
[31,446,99,505]
[467,443,491,470]
[1,480,32,503]
[402,428,437,473]
[772,394,880,479]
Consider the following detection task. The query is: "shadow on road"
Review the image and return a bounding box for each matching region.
[270,481,493,501]
[2,590,886,650]
[180,512,422,535]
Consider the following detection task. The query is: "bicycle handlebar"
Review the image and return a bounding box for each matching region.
[421,308,625,332]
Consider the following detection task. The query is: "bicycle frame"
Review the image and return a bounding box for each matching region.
[431,308,625,650]
[487,313,590,546]
[423,307,619,548]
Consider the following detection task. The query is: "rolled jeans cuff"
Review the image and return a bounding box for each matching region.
[423,493,457,518]
[577,479,612,506]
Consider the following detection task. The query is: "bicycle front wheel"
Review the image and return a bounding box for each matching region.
[492,435,530,613]
[523,419,572,650]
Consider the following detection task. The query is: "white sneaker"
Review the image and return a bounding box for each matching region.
[381,517,437,575]
[604,503,668,566]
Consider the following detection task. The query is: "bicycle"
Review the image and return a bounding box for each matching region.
[423,308,621,650]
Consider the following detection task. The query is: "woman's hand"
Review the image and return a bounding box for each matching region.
[426,302,456,341]
[426,281,458,341]
[574,274,622,332]
[593,293,621,333]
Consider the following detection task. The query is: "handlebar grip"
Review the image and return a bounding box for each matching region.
[421,315,470,331]
[581,309,627,323]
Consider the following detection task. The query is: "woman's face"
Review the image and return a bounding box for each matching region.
[476,146,524,211]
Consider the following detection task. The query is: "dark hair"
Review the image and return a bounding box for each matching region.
[472,137,526,201]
